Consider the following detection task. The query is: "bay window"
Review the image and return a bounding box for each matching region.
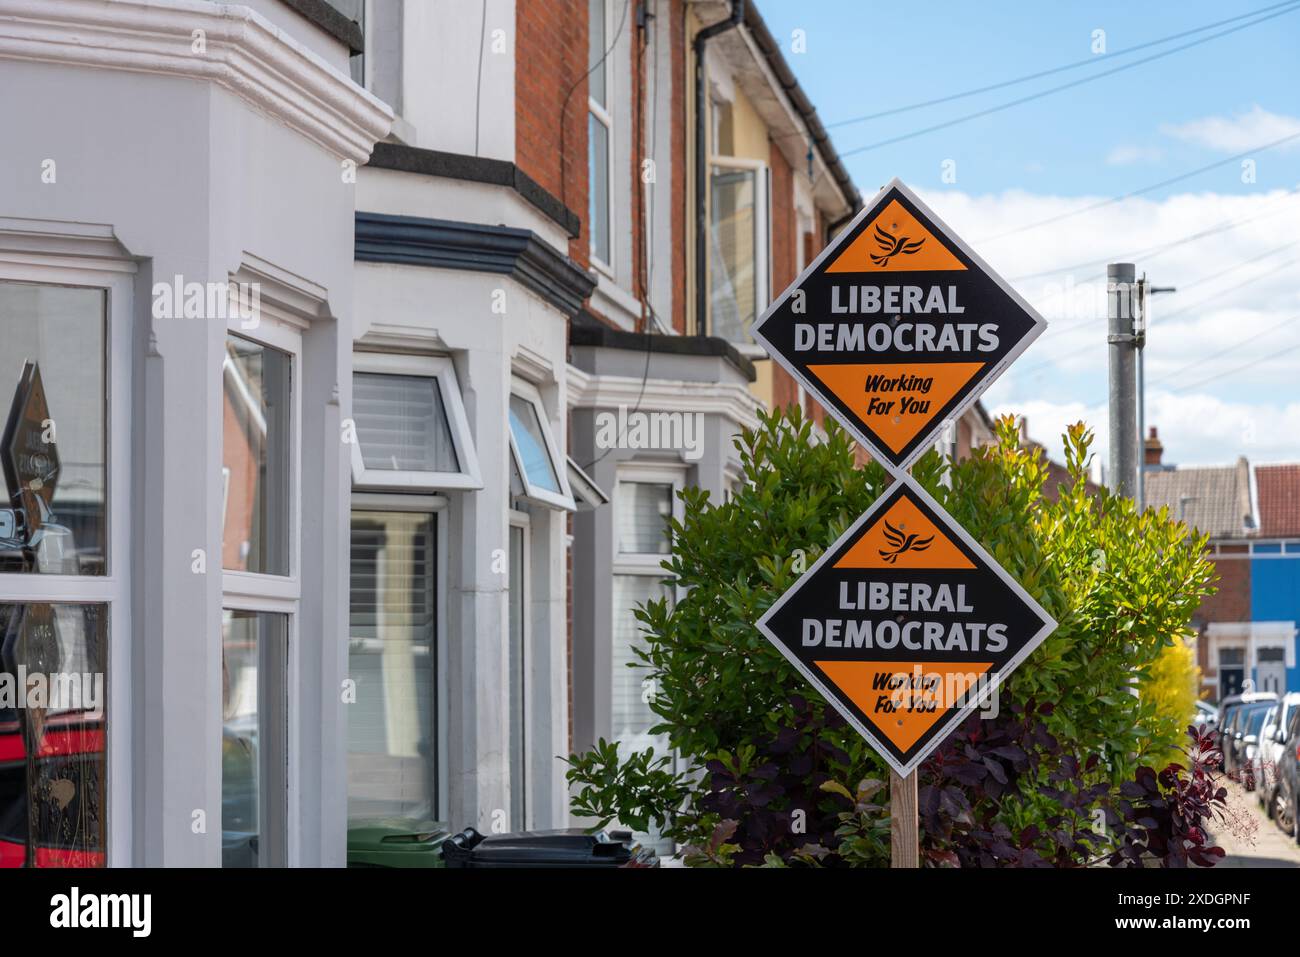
[221,316,299,868]
[347,352,474,826]
[610,468,682,765]
[507,380,574,512]
[588,0,613,268]
[0,269,128,868]
[708,158,770,347]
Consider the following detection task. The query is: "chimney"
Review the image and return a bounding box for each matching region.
[1144,426,1163,466]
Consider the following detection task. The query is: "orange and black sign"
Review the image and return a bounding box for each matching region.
[752,179,1046,470]
[756,477,1055,776]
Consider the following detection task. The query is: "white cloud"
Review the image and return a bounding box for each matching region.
[915,184,1300,469]
[1160,106,1300,154]
[1106,144,1163,166]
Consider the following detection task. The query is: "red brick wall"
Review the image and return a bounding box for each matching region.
[1200,547,1251,623]
[515,0,590,268]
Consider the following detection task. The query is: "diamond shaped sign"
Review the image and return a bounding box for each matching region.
[1,360,60,546]
[751,178,1046,471]
[756,476,1056,777]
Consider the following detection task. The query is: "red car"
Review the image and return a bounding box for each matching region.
[0,709,105,867]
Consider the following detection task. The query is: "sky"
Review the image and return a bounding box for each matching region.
[758,0,1300,470]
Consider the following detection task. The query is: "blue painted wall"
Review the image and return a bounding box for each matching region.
[1249,542,1300,693]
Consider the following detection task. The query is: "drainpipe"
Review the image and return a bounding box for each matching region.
[694,0,744,337]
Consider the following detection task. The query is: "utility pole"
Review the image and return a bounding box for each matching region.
[1135,276,1176,510]
[1107,263,1138,499]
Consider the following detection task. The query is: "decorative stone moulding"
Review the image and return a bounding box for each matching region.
[0,0,392,163]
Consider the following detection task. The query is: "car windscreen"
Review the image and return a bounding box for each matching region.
[1244,707,1270,736]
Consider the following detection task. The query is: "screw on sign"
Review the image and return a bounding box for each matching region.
[751,179,1054,867]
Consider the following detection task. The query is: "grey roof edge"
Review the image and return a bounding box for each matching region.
[740,2,861,216]
[278,0,364,55]
[354,211,595,317]
[367,143,582,239]
[570,311,757,382]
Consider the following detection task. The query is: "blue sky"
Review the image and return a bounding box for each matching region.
[761,0,1300,199]
[757,1,1300,468]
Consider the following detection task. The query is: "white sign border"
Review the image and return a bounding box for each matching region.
[754,472,1059,778]
[751,176,1049,475]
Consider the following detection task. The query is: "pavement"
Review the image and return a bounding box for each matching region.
[1210,780,1300,868]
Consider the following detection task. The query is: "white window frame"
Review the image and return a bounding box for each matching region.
[508,509,531,830]
[221,308,301,866]
[706,155,770,354]
[588,0,615,275]
[0,242,134,867]
[350,352,482,492]
[508,379,575,512]
[609,464,686,812]
[349,491,450,823]
[612,463,686,572]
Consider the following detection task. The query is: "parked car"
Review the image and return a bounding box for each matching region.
[1192,699,1218,731]
[1217,692,1277,770]
[1255,693,1300,814]
[1273,704,1300,844]
[1228,703,1273,784]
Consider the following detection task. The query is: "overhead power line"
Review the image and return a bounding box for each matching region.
[1169,332,1300,392]
[1007,186,1300,281]
[977,129,1300,243]
[1150,312,1300,386]
[821,1,1300,132]
[837,2,1300,160]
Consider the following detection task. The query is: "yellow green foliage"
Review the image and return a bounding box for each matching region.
[1140,637,1202,766]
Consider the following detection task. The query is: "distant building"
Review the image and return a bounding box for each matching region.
[1143,428,1299,701]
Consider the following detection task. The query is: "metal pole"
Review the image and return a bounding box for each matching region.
[889,768,919,867]
[1136,277,1146,510]
[1134,278,1176,511]
[1107,263,1138,499]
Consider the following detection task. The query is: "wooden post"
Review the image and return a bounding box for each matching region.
[890,768,919,868]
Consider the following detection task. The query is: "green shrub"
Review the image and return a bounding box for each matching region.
[566,408,1217,865]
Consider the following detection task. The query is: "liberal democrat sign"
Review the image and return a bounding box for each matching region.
[752,178,1046,471]
[752,178,1055,778]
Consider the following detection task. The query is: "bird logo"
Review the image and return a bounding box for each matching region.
[869,222,926,267]
[878,520,934,564]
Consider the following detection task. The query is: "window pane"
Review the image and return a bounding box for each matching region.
[617,482,673,554]
[0,283,106,575]
[508,394,560,494]
[508,525,526,830]
[588,114,611,263]
[611,575,671,763]
[709,166,758,343]
[354,373,459,474]
[347,511,438,821]
[588,0,607,107]
[222,610,287,868]
[222,335,291,575]
[0,602,106,868]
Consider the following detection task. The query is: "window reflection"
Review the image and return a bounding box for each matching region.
[347,511,438,821]
[222,335,291,576]
[0,602,106,868]
[222,609,287,868]
[0,283,106,575]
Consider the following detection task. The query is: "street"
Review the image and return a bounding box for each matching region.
[1211,782,1300,868]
